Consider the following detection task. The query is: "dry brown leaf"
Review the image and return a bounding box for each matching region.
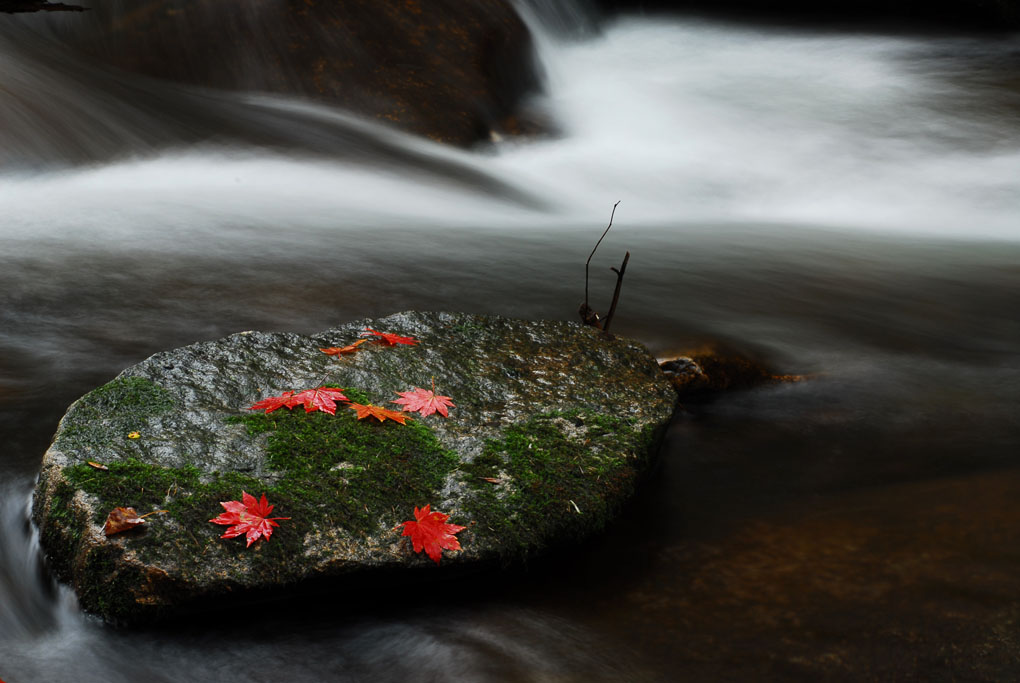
[103,507,167,536]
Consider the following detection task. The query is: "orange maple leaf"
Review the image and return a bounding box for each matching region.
[360,327,419,346]
[347,401,410,424]
[320,339,368,357]
[400,504,466,564]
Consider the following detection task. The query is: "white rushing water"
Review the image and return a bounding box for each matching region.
[495,18,1020,237]
[2,14,1019,244]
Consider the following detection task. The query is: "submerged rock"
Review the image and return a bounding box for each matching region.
[659,344,803,400]
[32,311,675,623]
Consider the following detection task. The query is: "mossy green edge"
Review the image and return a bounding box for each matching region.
[63,406,458,550]
[56,376,175,452]
[461,411,660,560]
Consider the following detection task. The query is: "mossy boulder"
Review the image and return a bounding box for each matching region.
[32,311,676,623]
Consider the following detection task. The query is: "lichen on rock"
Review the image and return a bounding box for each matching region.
[32,311,676,623]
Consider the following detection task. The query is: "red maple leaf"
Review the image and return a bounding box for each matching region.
[289,387,349,414]
[360,327,419,346]
[392,385,455,417]
[249,387,349,415]
[400,504,466,564]
[347,401,410,424]
[249,390,296,413]
[209,491,290,547]
[320,339,368,357]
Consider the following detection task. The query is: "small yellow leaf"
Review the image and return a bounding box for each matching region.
[127,431,141,439]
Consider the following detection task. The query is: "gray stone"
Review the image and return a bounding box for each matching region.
[32,311,676,623]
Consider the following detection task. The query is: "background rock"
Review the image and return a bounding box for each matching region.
[45,0,542,145]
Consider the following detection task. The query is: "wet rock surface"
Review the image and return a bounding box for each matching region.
[32,311,675,623]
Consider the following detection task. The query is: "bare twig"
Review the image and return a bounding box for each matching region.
[585,201,620,308]
[602,251,630,334]
[580,201,620,328]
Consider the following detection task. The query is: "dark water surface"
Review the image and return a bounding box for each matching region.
[2,3,1019,681]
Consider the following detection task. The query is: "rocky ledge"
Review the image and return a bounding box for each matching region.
[32,311,676,624]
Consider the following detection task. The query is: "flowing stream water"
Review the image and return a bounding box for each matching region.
[1,2,1019,680]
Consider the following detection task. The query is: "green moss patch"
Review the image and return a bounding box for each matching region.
[65,459,202,515]
[57,376,175,453]
[58,396,459,597]
[462,411,657,560]
[238,399,459,536]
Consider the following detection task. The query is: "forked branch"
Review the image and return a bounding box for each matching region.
[584,200,620,313]
[579,201,630,336]
[602,251,630,334]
